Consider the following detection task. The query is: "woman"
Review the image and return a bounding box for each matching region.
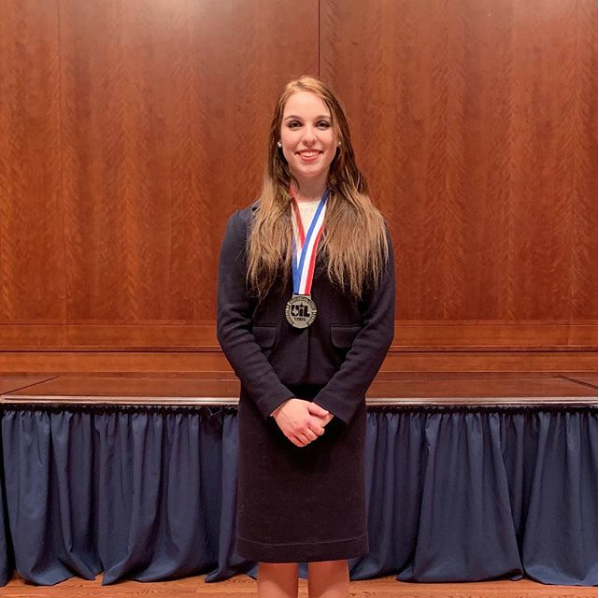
[217,76,395,598]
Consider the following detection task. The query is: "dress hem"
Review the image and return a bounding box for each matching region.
[235,533,369,563]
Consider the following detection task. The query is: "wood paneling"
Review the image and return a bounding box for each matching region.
[59,0,318,323]
[320,0,598,321]
[0,322,595,350]
[381,350,597,373]
[560,372,598,387]
[0,348,595,374]
[0,0,596,372]
[0,0,66,322]
[0,374,56,395]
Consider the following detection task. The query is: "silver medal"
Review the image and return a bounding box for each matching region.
[285,294,317,329]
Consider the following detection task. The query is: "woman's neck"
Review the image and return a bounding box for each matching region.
[293,185,326,202]
[291,176,328,202]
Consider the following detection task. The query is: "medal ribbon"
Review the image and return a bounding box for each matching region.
[290,188,329,295]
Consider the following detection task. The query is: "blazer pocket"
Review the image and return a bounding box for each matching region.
[252,325,277,349]
[330,325,361,349]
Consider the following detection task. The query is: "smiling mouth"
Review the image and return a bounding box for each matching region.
[297,151,322,157]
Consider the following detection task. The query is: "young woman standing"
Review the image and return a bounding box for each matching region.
[217,76,395,598]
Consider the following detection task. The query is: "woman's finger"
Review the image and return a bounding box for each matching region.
[301,431,314,442]
[308,423,325,436]
[295,436,309,447]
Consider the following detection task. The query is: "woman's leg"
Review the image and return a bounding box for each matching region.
[307,559,350,598]
[257,562,300,598]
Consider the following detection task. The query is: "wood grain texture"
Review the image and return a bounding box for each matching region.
[559,372,598,388]
[0,374,56,395]
[0,0,66,322]
[320,0,598,321]
[0,573,596,597]
[0,322,595,350]
[0,0,596,373]
[1,372,595,404]
[59,0,318,324]
[0,349,595,373]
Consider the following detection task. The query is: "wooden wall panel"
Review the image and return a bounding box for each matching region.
[59,0,318,324]
[320,0,598,322]
[0,0,66,322]
[0,348,595,374]
[0,322,595,350]
[0,0,596,372]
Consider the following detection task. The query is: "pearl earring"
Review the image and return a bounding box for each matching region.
[277,141,282,148]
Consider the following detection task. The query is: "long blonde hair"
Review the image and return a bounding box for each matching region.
[247,76,389,300]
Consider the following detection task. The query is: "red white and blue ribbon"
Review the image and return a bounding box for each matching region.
[290,188,329,295]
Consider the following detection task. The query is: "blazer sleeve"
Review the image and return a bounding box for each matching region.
[216,209,295,420]
[313,235,396,425]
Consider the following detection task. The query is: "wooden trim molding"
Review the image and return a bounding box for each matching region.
[0,321,596,351]
[0,349,596,374]
[1,321,595,373]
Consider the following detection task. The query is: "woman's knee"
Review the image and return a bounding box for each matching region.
[257,562,300,598]
[308,560,349,579]
[259,561,300,573]
[307,559,348,573]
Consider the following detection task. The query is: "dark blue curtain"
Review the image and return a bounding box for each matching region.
[0,405,596,587]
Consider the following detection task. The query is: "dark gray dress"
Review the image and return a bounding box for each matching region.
[217,205,395,563]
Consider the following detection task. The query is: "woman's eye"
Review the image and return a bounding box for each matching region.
[286,120,330,129]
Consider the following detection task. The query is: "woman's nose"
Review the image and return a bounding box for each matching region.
[301,126,317,144]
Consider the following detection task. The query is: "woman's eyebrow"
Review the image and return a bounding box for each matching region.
[283,114,331,121]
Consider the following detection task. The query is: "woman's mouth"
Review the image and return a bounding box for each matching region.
[296,150,322,162]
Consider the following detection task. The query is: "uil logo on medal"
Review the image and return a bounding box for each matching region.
[286,188,328,329]
[285,295,317,329]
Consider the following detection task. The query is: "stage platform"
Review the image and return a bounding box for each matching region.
[0,371,596,407]
[0,371,596,588]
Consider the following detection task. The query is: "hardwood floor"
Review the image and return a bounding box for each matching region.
[1,574,595,598]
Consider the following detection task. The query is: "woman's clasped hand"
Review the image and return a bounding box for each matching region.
[271,399,335,447]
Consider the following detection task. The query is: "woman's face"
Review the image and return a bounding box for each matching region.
[279,91,337,191]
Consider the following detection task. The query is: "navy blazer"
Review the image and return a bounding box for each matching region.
[216,204,395,426]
